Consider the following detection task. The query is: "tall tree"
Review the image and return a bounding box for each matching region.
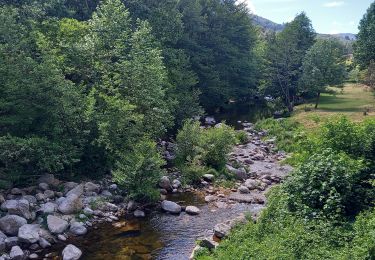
[300,39,346,108]
[178,0,259,112]
[122,0,202,128]
[355,1,375,69]
[264,13,316,111]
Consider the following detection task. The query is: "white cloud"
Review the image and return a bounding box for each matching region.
[323,1,345,7]
[243,0,256,14]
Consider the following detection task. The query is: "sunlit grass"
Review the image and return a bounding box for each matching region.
[293,83,375,128]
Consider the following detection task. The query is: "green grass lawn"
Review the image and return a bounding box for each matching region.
[293,83,375,128]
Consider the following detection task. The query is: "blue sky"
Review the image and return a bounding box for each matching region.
[245,0,374,34]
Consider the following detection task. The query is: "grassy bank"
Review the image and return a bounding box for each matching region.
[293,83,375,128]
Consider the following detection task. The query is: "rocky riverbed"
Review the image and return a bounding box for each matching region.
[0,121,291,260]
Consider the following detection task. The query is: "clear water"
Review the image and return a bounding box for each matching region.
[50,192,264,260]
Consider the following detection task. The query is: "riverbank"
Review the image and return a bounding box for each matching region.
[0,121,292,259]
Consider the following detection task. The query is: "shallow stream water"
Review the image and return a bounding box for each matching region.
[52,192,263,260]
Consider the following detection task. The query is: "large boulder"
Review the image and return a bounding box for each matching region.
[38,174,60,187]
[1,200,32,220]
[47,215,69,234]
[238,186,250,194]
[69,222,87,236]
[202,174,215,182]
[9,245,24,260]
[214,223,231,238]
[22,195,37,205]
[66,185,84,197]
[185,206,200,215]
[244,179,261,190]
[161,200,181,214]
[226,165,247,180]
[0,215,27,236]
[58,194,83,214]
[41,202,57,214]
[84,182,100,193]
[62,244,82,260]
[159,176,171,190]
[18,224,40,243]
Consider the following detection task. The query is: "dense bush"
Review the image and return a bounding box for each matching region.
[113,139,165,202]
[197,186,375,260]
[175,120,237,184]
[284,149,371,220]
[0,136,77,186]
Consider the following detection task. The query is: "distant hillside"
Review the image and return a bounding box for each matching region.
[252,15,285,32]
[251,15,356,53]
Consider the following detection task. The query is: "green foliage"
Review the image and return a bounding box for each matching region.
[285,149,369,220]
[255,118,304,152]
[178,0,260,112]
[0,136,76,185]
[263,12,316,111]
[300,39,346,108]
[354,1,375,68]
[175,120,237,184]
[113,139,165,202]
[203,124,237,170]
[205,117,375,259]
[197,186,375,260]
[235,130,249,144]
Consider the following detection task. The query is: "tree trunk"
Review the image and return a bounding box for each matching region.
[315,92,321,109]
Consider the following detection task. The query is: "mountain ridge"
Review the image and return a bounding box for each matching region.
[251,14,357,42]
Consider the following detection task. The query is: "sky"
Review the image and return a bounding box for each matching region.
[244,0,374,34]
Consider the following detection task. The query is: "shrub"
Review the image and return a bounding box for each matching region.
[284,149,372,220]
[320,116,365,157]
[175,120,204,166]
[202,124,237,170]
[0,135,77,186]
[235,130,248,144]
[175,120,237,184]
[113,139,165,202]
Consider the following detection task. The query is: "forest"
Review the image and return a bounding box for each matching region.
[0,0,374,259]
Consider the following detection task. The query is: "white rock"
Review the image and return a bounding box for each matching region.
[1,200,32,220]
[133,210,145,218]
[185,206,200,215]
[9,246,24,260]
[58,234,67,241]
[159,176,171,190]
[0,215,27,236]
[62,244,82,260]
[18,224,40,243]
[47,215,69,234]
[41,202,57,214]
[214,223,231,238]
[38,237,51,248]
[66,185,84,197]
[69,222,87,236]
[161,200,181,214]
[38,183,49,191]
[58,194,83,215]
